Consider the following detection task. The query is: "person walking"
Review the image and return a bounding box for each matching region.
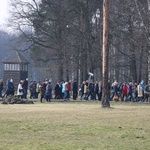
[121,82,127,102]
[73,80,78,100]
[94,81,99,100]
[80,81,85,100]
[0,79,3,98]
[98,81,102,101]
[132,83,138,101]
[64,81,68,100]
[17,80,23,99]
[54,82,61,99]
[22,78,28,99]
[29,81,36,99]
[143,83,150,102]
[4,79,15,97]
[39,82,45,103]
[67,80,71,99]
[45,82,52,102]
[127,82,134,101]
[137,83,144,102]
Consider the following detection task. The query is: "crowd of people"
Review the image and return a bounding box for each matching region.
[79,79,150,102]
[0,78,150,103]
[0,78,28,99]
[0,78,78,103]
[37,79,78,102]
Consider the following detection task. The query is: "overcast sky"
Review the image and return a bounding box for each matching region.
[0,0,9,25]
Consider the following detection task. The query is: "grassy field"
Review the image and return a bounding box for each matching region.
[0,101,150,150]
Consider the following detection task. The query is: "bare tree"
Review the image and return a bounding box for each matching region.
[8,0,150,86]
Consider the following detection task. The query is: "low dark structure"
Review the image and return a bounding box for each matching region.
[1,95,34,104]
[2,51,29,89]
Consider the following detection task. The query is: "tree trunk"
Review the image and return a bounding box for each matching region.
[101,0,110,108]
[128,15,137,83]
[58,61,63,81]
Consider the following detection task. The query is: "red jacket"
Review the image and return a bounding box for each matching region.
[122,84,127,95]
[67,83,71,91]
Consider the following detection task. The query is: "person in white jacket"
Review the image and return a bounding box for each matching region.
[137,83,144,102]
[17,80,23,99]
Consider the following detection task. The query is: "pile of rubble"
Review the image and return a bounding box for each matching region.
[0,95,34,104]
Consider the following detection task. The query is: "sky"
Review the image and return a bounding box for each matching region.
[0,0,9,26]
[0,0,35,30]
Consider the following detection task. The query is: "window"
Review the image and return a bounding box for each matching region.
[10,64,15,70]
[21,64,28,71]
[4,63,20,71]
[20,64,22,71]
[25,64,28,71]
[14,64,20,71]
[4,64,10,70]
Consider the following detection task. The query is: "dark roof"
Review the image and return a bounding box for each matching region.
[2,51,29,63]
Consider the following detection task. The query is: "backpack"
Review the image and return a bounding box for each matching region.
[113,95,119,101]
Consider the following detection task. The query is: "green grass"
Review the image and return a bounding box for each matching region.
[0,101,150,150]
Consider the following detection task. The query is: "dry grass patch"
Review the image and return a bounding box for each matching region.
[0,102,150,150]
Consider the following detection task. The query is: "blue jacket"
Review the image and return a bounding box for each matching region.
[45,85,52,96]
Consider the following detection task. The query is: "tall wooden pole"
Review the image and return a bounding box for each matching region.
[101,0,110,108]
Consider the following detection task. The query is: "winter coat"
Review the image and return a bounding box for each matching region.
[98,84,102,93]
[128,85,132,94]
[67,82,71,91]
[64,82,68,91]
[144,85,150,94]
[0,82,3,91]
[22,80,28,90]
[39,84,45,95]
[45,84,52,96]
[17,83,23,96]
[73,82,78,92]
[62,83,65,93]
[29,83,36,93]
[94,83,99,93]
[137,84,143,97]
[84,84,88,94]
[113,85,120,95]
[7,82,15,92]
[122,84,127,95]
[54,83,60,95]
[81,83,85,95]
